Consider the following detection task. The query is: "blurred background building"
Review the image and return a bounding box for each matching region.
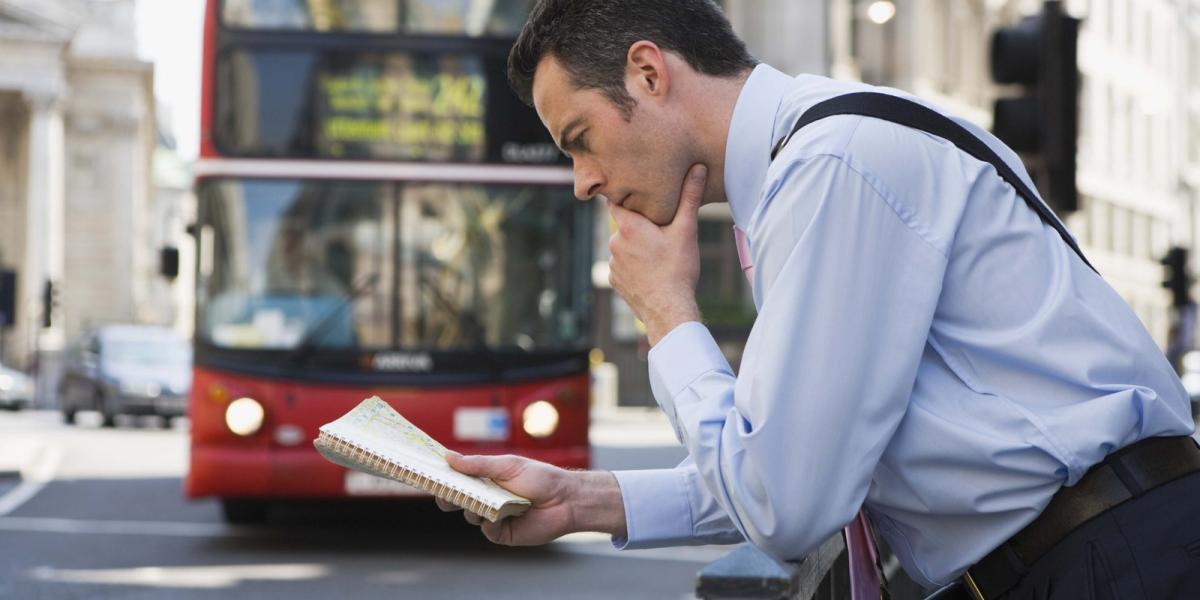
[0,0,192,403]
[596,0,1200,406]
[821,0,1199,348]
[1,0,1197,408]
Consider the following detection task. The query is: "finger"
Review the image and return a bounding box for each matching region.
[464,510,483,527]
[607,202,636,235]
[481,517,510,545]
[608,201,656,237]
[445,452,524,482]
[666,164,707,232]
[435,497,461,512]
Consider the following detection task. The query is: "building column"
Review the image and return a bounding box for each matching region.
[726,0,832,77]
[22,91,65,404]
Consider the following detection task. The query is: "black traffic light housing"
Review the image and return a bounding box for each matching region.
[990,1,1080,213]
[1162,247,1193,308]
[0,270,15,329]
[160,246,180,281]
[41,279,59,329]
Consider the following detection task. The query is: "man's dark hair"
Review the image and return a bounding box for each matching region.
[508,0,756,115]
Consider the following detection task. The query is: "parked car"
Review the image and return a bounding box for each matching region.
[60,325,192,427]
[0,361,34,410]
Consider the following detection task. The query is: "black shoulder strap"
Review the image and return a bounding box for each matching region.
[771,91,1096,274]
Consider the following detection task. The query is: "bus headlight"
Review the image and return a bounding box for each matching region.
[225,397,265,437]
[522,401,559,438]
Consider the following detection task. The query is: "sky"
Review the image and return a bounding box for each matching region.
[135,0,206,161]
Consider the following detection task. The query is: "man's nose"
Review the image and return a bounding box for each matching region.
[572,161,605,200]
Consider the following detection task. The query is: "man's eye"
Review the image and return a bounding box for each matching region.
[572,132,589,153]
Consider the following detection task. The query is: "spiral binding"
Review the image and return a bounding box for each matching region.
[316,431,499,521]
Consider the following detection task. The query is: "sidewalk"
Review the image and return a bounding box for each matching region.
[0,414,51,479]
[590,406,680,448]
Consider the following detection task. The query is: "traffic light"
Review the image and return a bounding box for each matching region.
[990,1,1080,213]
[41,279,59,329]
[1161,247,1192,308]
[0,270,15,329]
[160,246,180,281]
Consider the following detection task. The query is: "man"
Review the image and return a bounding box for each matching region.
[437,0,1200,596]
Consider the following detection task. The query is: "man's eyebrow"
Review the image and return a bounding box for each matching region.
[557,117,585,153]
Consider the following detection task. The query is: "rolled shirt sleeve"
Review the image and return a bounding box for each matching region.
[640,154,948,560]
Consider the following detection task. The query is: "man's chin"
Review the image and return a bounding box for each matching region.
[629,202,675,226]
[650,206,678,226]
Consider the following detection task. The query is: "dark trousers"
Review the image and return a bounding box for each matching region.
[998,469,1200,599]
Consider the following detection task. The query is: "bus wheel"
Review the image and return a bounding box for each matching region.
[221,499,269,524]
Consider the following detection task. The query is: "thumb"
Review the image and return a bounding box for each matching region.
[445,452,522,481]
[668,164,707,232]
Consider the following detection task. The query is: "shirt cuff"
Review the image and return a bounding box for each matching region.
[610,468,695,549]
[647,321,733,434]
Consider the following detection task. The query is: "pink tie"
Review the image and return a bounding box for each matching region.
[733,226,881,600]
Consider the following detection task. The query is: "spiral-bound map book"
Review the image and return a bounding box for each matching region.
[313,396,531,522]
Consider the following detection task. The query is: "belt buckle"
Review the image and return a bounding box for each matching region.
[962,571,986,600]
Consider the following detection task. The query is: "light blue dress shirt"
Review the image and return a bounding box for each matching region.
[610,64,1195,588]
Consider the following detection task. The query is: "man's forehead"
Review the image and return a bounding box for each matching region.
[531,56,578,132]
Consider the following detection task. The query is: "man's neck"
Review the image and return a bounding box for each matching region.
[685,68,753,206]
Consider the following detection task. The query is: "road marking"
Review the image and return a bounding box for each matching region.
[0,515,259,538]
[0,515,727,564]
[0,444,62,517]
[28,563,332,589]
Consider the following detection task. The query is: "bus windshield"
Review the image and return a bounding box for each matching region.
[221,0,534,36]
[196,179,591,355]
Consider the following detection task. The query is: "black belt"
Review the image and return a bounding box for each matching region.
[962,435,1200,600]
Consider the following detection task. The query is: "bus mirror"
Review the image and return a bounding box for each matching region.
[160,247,180,281]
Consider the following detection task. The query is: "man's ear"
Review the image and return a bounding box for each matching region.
[626,41,669,99]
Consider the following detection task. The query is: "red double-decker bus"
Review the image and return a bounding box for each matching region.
[187,0,593,523]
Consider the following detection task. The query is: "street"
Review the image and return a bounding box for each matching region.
[0,409,720,599]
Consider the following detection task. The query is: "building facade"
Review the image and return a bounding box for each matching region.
[597,0,1199,405]
[0,0,187,402]
[823,0,1199,349]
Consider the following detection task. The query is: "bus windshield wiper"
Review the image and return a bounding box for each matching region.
[279,272,380,368]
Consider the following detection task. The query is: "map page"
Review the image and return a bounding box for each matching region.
[317,396,529,511]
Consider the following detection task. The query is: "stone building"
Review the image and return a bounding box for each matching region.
[0,0,183,401]
[149,105,197,338]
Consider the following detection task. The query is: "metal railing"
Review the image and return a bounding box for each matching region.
[695,535,928,600]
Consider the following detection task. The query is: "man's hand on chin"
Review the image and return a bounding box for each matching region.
[608,164,708,346]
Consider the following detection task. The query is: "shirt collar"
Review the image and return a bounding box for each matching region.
[723,63,797,228]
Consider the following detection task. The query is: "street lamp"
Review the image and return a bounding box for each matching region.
[853,1,898,85]
[867,1,896,25]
